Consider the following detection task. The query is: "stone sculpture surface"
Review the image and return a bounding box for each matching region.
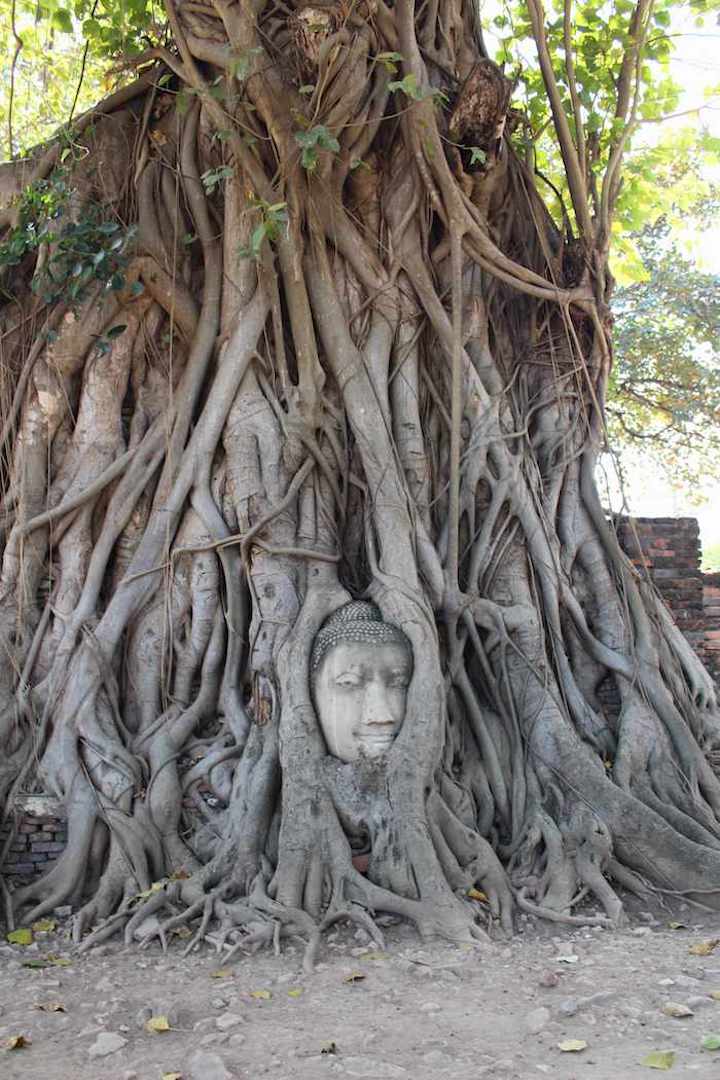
[311,601,413,764]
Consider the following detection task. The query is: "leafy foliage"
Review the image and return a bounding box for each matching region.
[609,209,720,487]
[489,0,720,275]
[0,166,136,305]
[294,125,341,171]
[239,199,288,260]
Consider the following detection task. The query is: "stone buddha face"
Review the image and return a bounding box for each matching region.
[311,602,413,764]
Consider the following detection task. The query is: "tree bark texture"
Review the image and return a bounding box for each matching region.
[1,0,719,963]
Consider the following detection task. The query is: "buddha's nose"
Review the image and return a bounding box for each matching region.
[363,683,395,726]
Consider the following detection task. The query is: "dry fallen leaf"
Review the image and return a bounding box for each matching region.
[145,1016,172,1033]
[287,988,304,998]
[161,1073,183,1079]
[663,1002,694,1018]
[343,972,366,984]
[6,928,33,946]
[249,990,272,1000]
[667,922,687,930]
[642,1050,675,1070]
[358,951,388,961]
[35,1001,65,1013]
[4,1035,30,1050]
[555,954,579,964]
[710,991,720,1001]
[558,1039,588,1052]
[210,969,233,979]
[689,939,720,957]
[31,919,56,933]
[467,888,488,902]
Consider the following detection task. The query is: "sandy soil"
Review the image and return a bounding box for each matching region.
[3,902,720,1080]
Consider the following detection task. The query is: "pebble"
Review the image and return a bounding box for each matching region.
[200,1032,228,1046]
[216,1013,244,1030]
[524,1006,551,1034]
[188,1050,234,1080]
[687,994,713,1009]
[558,998,578,1017]
[88,1032,128,1058]
[135,1006,152,1029]
[539,970,560,988]
[132,915,161,941]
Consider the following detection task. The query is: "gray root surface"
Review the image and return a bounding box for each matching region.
[1,0,720,965]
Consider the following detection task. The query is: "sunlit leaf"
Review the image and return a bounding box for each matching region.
[641,1050,675,1070]
[31,919,56,933]
[689,940,720,957]
[145,1015,171,1033]
[7,928,33,945]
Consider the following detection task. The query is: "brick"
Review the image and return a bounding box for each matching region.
[30,841,65,853]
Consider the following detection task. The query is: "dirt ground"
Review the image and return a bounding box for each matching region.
[3,898,720,1080]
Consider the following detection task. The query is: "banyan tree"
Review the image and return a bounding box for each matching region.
[1,0,719,966]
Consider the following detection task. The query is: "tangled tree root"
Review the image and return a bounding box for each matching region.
[2,0,720,960]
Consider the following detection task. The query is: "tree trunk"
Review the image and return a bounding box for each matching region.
[1,0,719,962]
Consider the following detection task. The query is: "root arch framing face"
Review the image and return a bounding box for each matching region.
[1,0,720,962]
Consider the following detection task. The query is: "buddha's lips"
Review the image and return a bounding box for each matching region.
[361,731,396,748]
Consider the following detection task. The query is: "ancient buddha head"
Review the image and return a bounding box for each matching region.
[310,601,413,764]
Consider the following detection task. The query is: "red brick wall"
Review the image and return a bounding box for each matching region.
[1,798,67,884]
[614,517,706,659]
[704,571,720,683]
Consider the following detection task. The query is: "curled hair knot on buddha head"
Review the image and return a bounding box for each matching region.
[310,601,412,675]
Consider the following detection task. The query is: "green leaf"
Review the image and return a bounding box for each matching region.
[702,1034,720,1051]
[294,125,340,171]
[375,50,403,73]
[51,8,73,33]
[7,928,33,946]
[251,223,267,255]
[106,323,127,339]
[642,1050,675,1070]
[388,73,423,100]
